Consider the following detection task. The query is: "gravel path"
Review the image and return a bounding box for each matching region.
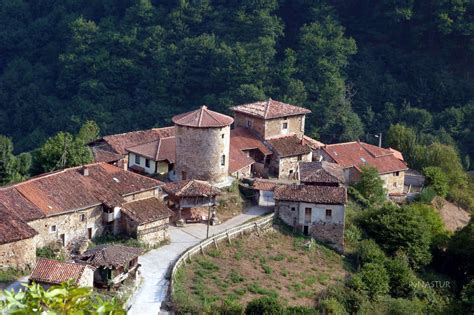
[128,206,271,315]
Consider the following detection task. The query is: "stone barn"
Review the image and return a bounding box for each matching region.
[173,105,234,185]
[274,184,346,252]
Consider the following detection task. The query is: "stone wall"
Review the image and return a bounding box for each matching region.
[0,237,36,269]
[29,206,104,248]
[123,189,160,202]
[231,164,252,179]
[175,125,230,183]
[137,218,170,245]
[234,113,266,138]
[264,115,305,139]
[77,266,95,287]
[276,200,345,252]
[277,152,312,180]
[381,171,405,194]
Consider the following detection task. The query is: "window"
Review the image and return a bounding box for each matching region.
[247,120,252,128]
[282,122,288,129]
[289,169,294,174]
[304,207,312,223]
[221,133,225,139]
[325,209,332,217]
[393,182,397,187]
[291,207,296,212]
[79,214,85,222]
[394,171,400,176]
[135,154,140,164]
[145,159,150,168]
[50,225,57,233]
[297,155,302,161]
[221,154,226,166]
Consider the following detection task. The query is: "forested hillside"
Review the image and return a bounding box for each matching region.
[0,0,472,166]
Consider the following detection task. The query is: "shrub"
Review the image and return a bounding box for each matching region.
[423,166,449,197]
[319,298,348,315]
[416,187,437,204]
[461,279,474,312]
[285,306,318,315]
[245,296,284,315]
[384,254,417,298]
[350,263,390,300]
[356,239,386,267]
[217,298,244,315]
[354,165,387,206]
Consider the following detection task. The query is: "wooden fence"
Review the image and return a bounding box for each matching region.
[169,213,275,296]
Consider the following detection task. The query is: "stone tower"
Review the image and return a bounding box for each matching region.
[172,106,234,184]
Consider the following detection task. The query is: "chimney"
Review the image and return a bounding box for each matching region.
[82,166,89,176]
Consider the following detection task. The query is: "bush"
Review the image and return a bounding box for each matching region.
[461,279,474,312]
[416,187,437,204]
[356,239,386,267]
[350,263,390,300]
[217,298,244,315]
[245,297,284,315]
[285,306,319,315]
[347,186,370,207]
[423,166,449,197]
[319,298,348,315]
[384,254,417,298]
[354,165,387,206]
[36,243,66,261]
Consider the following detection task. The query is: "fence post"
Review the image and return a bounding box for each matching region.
[254,222,260,236]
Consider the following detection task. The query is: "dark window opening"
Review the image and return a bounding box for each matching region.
[325,209,332,217]
[145,159,150,168]
[135,155,140,164]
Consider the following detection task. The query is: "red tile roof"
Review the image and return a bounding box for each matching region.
[231,98,311,119]
[172,106,234,128]
[252,179,280,191]
[298,161,345,184]
[229,146,255,174]
[162,180,220,197]
[30,259,94,285]
[126,137,176,163]
[230,128,272,155]
[1,163,162,218]
[267,135,312,158]
[77,245,143,268]
[0,204,38,245]
[91,146,123,163]
[303,135,324,149]
[274,184,346,204]
[322,141,408,174]
[92,126,175,155]
[122,197,174,225]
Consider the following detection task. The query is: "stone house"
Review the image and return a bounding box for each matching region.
[266,135,312,180]
[297,161,345,187]
[274,184,347,252]
[231,98,311,140]
[0,162,174,268]
[29,259,95,288]
[76,245,142,288]
[126,136,176,177]
[89,126,175,169]
[315,141,408,195]
[251,179,280,207]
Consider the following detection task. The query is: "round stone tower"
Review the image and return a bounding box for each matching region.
[173,105,234,184]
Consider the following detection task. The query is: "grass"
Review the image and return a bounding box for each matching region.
[173,225,350,311]
[0,268,28,283]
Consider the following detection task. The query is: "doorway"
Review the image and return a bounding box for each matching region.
[87,228,93,240]
[303,225,309,236]
[59,234,65,246]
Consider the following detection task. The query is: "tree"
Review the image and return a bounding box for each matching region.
[420,143,467,187]
[0,281,125,314]
[354,166,386,206]
[446,220,474,284]
[384,254,417,298]
[0,135,31,185]
[357,239,386,268]
[422,166,449,197]
[361,204,433,268]
[386,124,417,163]
[461,279,474,313]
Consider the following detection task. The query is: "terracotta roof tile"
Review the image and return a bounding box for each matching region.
[267,135,312,158]
[77,245,143,268]
[172,106,234,128]
[303,135,324,149]
[162,180,220,197]
[91,146,123,163]
[30,259,94,285]
[93,126,175,155]
[231,98,311,119]
[230,128,272,155]
[0,204,38,245]
[122,197,173,225]
[298,161,345,184]
[274,184,346,204]
[323,142,408,174]
[252,179,280,191]
[126,137,176,163]
[229,146,255,174]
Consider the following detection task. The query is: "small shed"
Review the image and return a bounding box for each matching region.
[251,179,280,207]
[76,245,143,288]
[29,259,95,288]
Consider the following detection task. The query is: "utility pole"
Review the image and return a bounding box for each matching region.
[375,133,382,147]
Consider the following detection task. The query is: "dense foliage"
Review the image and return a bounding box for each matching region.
[0,0,471,166]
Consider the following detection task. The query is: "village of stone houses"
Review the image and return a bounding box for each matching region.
[0,98,472,315]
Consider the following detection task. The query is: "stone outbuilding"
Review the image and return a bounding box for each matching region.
[274,184,347,252]
[251,179,280,207]
[173,106,234,185]
[121,197,174,245]
[76,245,142,288]
[266,135,312,180]
[315,141,408,195]
[29,259,95,288]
